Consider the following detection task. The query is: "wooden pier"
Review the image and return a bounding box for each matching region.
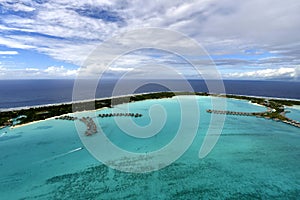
[206,109,264,116]
[55,115,78,121]
[98,113,142,118]
[207,109,300,128]
[283,118,300,128]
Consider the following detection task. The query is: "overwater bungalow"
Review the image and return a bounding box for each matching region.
[79,117,97,136]
[97,112,143,118]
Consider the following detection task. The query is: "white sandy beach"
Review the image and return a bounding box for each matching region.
[10,116,58,129]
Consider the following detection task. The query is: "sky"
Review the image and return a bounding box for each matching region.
[0,0,299,80]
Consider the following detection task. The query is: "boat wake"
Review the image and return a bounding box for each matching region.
[0,132,7,138]
[36,147,84,163]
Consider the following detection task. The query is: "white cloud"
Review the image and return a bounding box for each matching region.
[44,66,78,77]
[226,67,298,80]
[0,66,78,79]
[0,36,34,49]
[0,51,18,55]
[12,3,36,12]
[108,67,134,72]
[0,0,300,80]
[25,67,39,71]
[1,0,36,12]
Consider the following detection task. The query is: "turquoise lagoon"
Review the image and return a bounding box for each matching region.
[286,106,300,122]
[0,96,299,199]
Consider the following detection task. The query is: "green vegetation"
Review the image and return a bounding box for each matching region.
[207,94,300,127]
[129,92,175,101]
[223,94,265,105]
[0,92,177,127]
[217,94,292,120]
[270,99,300,106]
[224,94,300,107]
[1,91,299,128]
[220,94,300,117]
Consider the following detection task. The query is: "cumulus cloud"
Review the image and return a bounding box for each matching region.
[0,66,78,79]
[0,51,18,55]
[44,66,78,77]
[226,67,299,80]
[108,67,133,72]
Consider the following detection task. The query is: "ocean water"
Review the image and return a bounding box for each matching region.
[0,96,299,199]
[0,79,300,109]
[286,106,300,122]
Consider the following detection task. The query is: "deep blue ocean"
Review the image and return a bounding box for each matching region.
[0,79,299,109]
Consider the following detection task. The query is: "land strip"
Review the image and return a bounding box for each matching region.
[1,91,299,129]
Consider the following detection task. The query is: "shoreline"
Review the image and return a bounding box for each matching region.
[1,91,300,129]
[1,92,300,112]
[11,116,57,129]
[3,92,172,128]
[286,105,300,109]
[11,107,110,129]
[0,92,159,112]
[218,93,300,102]
[248,102,265,108]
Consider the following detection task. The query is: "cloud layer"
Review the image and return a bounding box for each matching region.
[226,67,299,80]
[0,65,78,79]
[0,0,299,80]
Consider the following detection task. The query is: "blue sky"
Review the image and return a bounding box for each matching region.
[0,0,299,80]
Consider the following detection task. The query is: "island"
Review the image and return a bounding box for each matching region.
[1,91,300,129]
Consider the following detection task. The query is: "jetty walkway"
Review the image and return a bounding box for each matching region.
[55,115,77,121]
[79,113,143,136]
[283,118,300,128]
[98,113,142,118]
[207,109,300,128]
[206,109,264,116]
[55,113,143,137]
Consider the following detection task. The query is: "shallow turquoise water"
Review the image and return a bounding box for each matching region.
[286,106,300,122]
[0,96,299,199]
